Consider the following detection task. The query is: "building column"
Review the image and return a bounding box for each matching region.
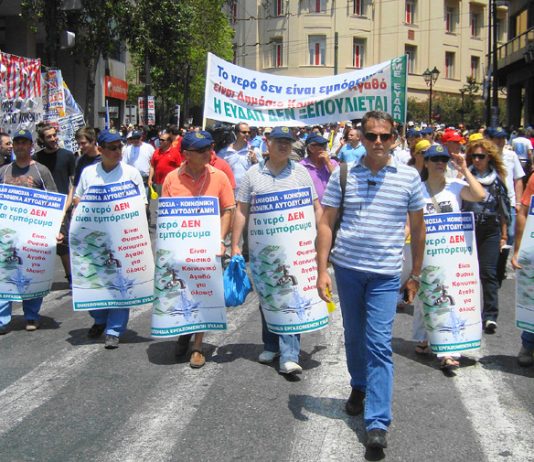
[524,77,534,127]
[507,83,523,129]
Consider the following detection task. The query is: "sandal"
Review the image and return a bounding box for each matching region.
[440,357,460,370]
[190,349,206,369]
[415,342,430,355]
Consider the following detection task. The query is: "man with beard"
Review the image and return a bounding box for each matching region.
[33,124,75,285]
[0,132,13,166]
[74,127,101,187]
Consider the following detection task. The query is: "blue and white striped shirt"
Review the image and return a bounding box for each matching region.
[321,156,424,275]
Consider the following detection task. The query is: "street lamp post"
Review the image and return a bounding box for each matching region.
[423,67,440,125]
[459,88,466,126]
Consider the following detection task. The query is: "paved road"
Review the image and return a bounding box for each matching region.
[1,262,533,462]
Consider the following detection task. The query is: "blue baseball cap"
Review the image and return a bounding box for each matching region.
[182,131,213,150]
[406,129,421,138]
[97,129,122,145]
[421,127,433,135]
[130,130,143,139]
[424,144,450,159]
[269,126,295,141]
[487,127,508,139]
[13,129,33,142]
[306,133,328,145]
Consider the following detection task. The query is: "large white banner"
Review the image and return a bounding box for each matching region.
[151,196,226,337]
[248,187,328,334]
[0,185,66,300]
[419,212,482,353]
[204,53,407,126]
[515,196,534,333]
[0,51,43,136]
[70,181,154,311]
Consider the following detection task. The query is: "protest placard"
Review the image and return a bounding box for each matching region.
[0,185,66,300]
[151,196,226,337]
[515,195,534,333]
[248,187,328,334]
[70,181,154,311]
[419,212,482,353]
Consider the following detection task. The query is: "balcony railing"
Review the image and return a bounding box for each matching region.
[497,26,534,68]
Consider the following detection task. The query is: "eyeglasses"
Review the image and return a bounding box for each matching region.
[429,156,450,163]
[159,138,170,142]
[471,153,487,160]
[240,131,251,134]
[364,132,393,142]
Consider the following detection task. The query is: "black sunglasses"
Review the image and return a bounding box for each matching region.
[159,138,170,142]
[240,131,251,134]
[364,132,393,142]
[429,156,450,163]
[471,153,487,160]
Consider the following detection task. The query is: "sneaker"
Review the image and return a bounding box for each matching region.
[345,388,365,416]
[279,361,302,375]
[104,334,119,349]
[517,346,534,367]
[366,429,387,449]
[25,320,39,332]
[0,325,9,335]
[258,350,280,364]
[87,323,106,339]
[484,320,497,334]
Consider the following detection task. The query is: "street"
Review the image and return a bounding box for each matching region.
[1,261,533,462]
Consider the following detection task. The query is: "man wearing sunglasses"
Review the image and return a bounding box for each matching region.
[316,110,425,450]
[217,122,258,191]
[73,129,147,349]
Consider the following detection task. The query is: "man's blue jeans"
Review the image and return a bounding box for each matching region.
[89,309,129,337]
[334,265,400,432]
[259,304,301,363]
[0,298,43,327]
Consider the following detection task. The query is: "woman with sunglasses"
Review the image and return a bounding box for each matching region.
[412,145,485,371]
[462,139,509,334]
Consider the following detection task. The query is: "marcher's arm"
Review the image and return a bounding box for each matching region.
[316,206,338,302]
[313,198,323,225]
[453,153,485,202]
[514,178,524,209]
[406,209,425,303]
[512,204,528,269]
[231,202,249,256]
[148,165,155,188]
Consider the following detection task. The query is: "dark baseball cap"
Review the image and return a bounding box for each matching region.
[13,129,33,142]
[182,131,213,150]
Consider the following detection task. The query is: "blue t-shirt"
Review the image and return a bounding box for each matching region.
[338,143,367,163]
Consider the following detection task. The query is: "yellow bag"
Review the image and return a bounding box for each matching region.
[149,185,159,200]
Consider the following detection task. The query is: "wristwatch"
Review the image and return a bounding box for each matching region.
[408,274,421,283]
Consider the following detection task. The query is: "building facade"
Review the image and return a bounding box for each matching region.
[230,0,508,105]
[496,0,534,127]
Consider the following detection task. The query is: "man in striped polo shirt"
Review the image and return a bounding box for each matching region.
[231,126,322,375]
[316,111,426,450]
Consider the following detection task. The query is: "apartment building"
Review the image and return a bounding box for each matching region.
[496,1,534,127]
[229,0,508,102]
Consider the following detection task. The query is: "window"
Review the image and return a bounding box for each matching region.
[445,7,456,33]
[308,35,326,66]
[445,52,455,79]
[353,39,365,68]
[470,12,481,38]
[405,0,416,24]
[272,39,283,68]
[309,0,327,13]
[274,0,283,16]
[470,56,480,82]
[353,0,366,16]
[405,45,417,74]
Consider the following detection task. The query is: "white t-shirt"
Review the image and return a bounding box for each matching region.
[75,161,147,204]
[511,136,533,160]
[502,147,525,205]
[122,142,155,177]
[422,178,466,215]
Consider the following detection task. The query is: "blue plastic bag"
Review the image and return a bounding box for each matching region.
[223,255,252,307]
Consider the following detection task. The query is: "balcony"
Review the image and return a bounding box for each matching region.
[497,26,534,69]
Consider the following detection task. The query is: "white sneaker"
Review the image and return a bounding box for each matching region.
[258,350,279,364]
[279,361,303,374]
